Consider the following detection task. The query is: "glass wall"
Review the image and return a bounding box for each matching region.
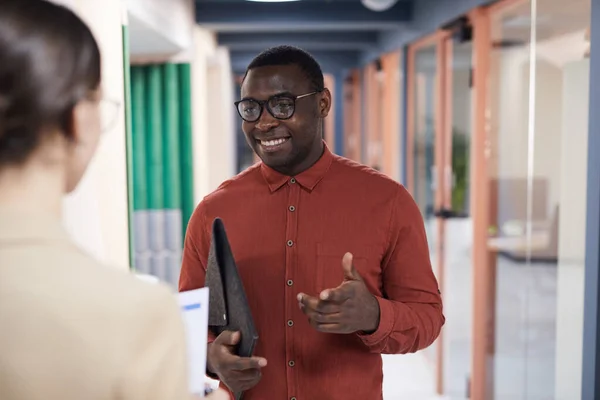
[443,38,473,400]
[408,34,474,399]
[410,43,441,378]
[484,0,590,398]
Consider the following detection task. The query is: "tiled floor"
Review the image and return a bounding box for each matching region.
[382,353,446,400]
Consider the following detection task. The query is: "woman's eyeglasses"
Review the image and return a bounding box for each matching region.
[234,90,321,123]
[99,98,121,133]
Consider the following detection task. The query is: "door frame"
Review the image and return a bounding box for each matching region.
[467,7,493,400]
[343,69,363,162]
[469,1,530,398]
[324,73,336,149]
[406,30,453,395]
[409,0,586,398]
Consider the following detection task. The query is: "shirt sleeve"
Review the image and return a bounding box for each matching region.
[179,202,210,295]
[357,185,445,354]
[178,203,219,377]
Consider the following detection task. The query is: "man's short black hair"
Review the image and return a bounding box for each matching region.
[244,45,324,91]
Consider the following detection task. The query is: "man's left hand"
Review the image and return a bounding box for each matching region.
[297,252,380,334]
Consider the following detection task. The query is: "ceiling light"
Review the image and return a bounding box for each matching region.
[246,0,301,2]
[361,0,398,12]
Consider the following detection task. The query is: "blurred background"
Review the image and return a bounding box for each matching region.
[53,0,598,399]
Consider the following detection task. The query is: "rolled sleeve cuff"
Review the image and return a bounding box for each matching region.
[357,296,395,347]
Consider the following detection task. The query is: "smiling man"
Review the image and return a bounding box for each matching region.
[179,45,444,400]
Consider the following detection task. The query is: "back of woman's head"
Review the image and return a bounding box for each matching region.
[0,0,101,167]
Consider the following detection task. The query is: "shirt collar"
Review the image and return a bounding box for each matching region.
[260,141,334,193]
[0,210,70,243]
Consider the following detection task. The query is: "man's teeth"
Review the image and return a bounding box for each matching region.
[261,138,288,147]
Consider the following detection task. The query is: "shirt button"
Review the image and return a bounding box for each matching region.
[287,279,293,286]
[287,240,294,247]
[287,320,294,327]
[288,360,295,367]
[289,205,296,212]
[291,398,297,400]
[290,178,296,184]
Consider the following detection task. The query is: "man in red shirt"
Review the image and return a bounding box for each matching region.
[179,45,444,400]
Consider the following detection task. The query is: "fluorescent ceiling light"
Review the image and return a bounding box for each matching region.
[503,14,551,27]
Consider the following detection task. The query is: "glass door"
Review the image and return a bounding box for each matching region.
[408,27,475,399]
[407,34,446,395]
[472,0,592,399]
[440,33,474,400]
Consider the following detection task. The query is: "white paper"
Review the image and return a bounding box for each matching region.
[177,287,209,397]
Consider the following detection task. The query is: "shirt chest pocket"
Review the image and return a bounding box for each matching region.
[315,243,380,294]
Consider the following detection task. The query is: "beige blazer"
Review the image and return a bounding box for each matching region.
[0,211,190,400]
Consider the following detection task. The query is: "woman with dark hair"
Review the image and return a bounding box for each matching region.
[0,1,226,399]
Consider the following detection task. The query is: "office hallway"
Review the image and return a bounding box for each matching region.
[383,354,446,400]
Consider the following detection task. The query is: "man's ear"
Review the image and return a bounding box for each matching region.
[319,88,332,118]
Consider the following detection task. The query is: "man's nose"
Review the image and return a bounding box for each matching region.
[254,108,279,132]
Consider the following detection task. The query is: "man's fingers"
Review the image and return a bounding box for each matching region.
[215,330,240,346]
[312,323,343,333]
[229,355,268,371]
[319,285,352,303]
[297,293,319,310]
[298,293,341,314]
[235,379,262,393]
[310,311,342,324]
[298,293,343,325]
[229,368,262,382]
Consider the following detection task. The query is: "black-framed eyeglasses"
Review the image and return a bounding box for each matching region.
[234,90,321,123]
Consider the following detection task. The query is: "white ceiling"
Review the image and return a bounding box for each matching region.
[126,0,194,57]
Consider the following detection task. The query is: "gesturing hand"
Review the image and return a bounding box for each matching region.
[207,330,267,393]
[297,252,380,334]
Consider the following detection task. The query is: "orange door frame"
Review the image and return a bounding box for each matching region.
[469,0,529,398]
[406,29,452,395]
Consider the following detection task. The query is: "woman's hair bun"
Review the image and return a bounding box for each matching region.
[0,0,101,166]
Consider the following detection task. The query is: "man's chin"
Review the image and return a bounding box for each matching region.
[260,155,289,169]
[257,151,294,171]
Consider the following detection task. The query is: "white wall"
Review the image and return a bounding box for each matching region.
[191,27,237,204]
[554,58,589,400]
[451,69,471,138]
[55,0,130,269]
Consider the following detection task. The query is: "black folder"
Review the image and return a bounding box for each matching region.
[205,217,259,400]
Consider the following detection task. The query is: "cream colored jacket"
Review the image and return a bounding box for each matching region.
[0,211,190,400]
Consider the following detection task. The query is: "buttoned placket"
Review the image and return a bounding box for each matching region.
[284,176,300,400]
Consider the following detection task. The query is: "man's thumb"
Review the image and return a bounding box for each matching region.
[342,252,361,280]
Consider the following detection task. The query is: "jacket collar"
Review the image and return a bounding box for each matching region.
[0,210,70,244]
[260,141,334,193]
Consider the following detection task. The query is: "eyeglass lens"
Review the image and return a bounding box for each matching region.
[237,96,295,122]
[100,99,120,132]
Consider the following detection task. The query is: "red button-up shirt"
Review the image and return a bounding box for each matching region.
[179,144,444,400]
